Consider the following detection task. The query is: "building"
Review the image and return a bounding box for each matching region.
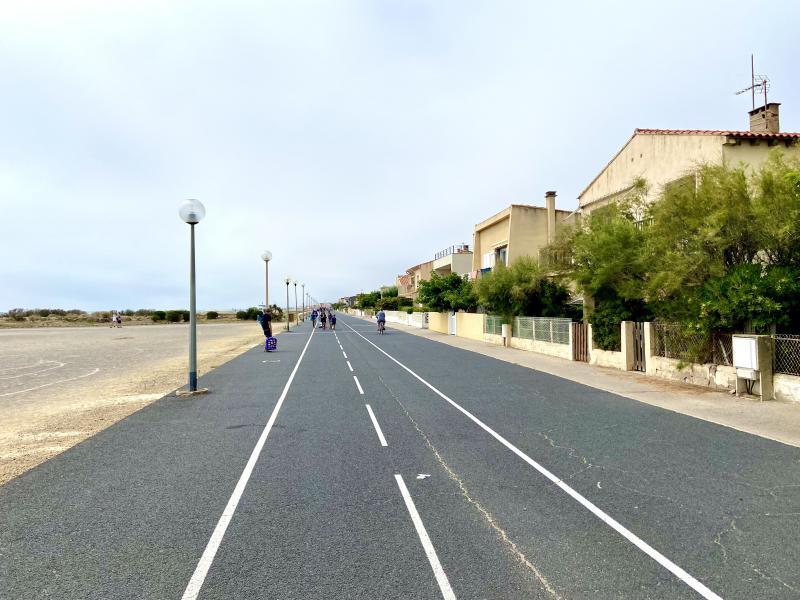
[579,103,800,214]
[432,244,473,277]
[396,244,473,302]
[397,260,433,303]
[472,192,575,274]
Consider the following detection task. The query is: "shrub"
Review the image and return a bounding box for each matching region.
[206,311,219,320]
[50,308,66,316]
[151,310,166,321]
[135,309,153,316]
[165,310,182,323]
[181,310,190,322]
[8,308,26,321]
[38,309,51,317]
[236,310,248,320]
[123,309,134,316]
[67,309,85,315]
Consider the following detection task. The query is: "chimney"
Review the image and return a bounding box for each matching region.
[545,191,556,243]
[749,102,780,134]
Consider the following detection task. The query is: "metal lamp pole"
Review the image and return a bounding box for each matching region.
[293,281,298,326]
[285,277,291,332]
[261,251,272,309]
[179,199,206,392]
[302,283,305,322]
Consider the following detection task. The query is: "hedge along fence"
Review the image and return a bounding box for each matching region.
[513,316,570,345]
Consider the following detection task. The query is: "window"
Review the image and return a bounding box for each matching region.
[495,246,508,266]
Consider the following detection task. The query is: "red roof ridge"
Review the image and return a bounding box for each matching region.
[634,128,800,138]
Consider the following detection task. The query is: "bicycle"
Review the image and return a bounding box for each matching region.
[378,321,385,334]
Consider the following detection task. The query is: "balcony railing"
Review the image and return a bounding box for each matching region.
[434,243,471,260]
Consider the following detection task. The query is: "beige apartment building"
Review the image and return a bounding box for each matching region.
[397,244,473,302]
[579,103,800,214]
[472,192,574,274]
[396,260,433,302]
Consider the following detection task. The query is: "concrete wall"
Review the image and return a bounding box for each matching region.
[451,252,473,276]
[428,312,449,334]
[484,333,505,346]
[775,374,800,403]
[646,355,737,391]
[456,312,484,341]
[587,324,624,369]
[383,310,427,329]
[510,336,572,360]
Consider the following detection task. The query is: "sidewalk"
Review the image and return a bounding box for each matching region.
[366,316,800,448]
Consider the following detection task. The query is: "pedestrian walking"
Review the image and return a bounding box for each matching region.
[320,311,327,330]
[311,309,318,328]
[330,313,337,330]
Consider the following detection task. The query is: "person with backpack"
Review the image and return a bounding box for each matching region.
[311,309,318,328]
[376,309,386,334]
[320,310,327,330]
[330,312,337,330]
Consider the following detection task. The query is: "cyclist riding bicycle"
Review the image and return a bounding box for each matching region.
[376,310,386,333]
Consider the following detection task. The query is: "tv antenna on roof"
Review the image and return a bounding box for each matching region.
[735,54,770,109]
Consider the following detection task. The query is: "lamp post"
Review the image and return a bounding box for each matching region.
[261,251,272,310]
[179,199,206,392]
[285,277,291,332]
[293,280,298,326]
[301,283,305,322]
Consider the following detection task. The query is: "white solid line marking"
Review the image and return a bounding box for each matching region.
[395,474,456,600]
[181,327,316,600]
[347,361,354,372]
[353,375,364,395]
[343,323,722,600]
[342,351,348,359]
[365,404,388,446]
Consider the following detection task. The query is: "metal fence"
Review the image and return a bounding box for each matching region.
[484,315,503,335]
[653,324,734,366]
[774,334,800,376]
[513,316,570,345]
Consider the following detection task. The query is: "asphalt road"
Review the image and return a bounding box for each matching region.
[1,314,799,599]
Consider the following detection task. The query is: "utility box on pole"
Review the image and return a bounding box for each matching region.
[732,334,774,400]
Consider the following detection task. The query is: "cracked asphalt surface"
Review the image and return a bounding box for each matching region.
[1,313,799,599]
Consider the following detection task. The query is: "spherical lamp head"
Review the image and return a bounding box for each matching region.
[261,251,272,262]
[179,199,206,224]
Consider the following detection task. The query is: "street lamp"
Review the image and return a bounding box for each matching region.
[285,277,291,332]
[293,280,298,327]
[179,199,206,393]
[301,283,305,322]
[261,251,272,310]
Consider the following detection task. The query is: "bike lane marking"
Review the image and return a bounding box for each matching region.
[342,321,723,600]
[395,474,457,600]
[365,404,388,446]
[181,327,316,600]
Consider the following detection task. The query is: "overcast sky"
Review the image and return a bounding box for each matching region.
[1,0,799,311]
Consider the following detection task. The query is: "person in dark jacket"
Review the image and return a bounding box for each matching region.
[258,309,272,338]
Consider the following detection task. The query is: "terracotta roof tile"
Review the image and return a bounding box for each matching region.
[635,128,800,138]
